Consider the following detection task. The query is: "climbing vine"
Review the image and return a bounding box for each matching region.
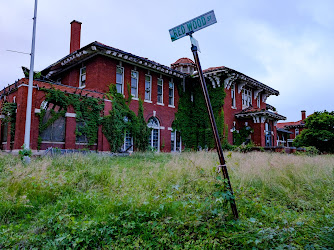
[102,84,150,152]
[232,126,254,146]
[1,102,17,148]
[37,87,104,149]
[173,79,227,149]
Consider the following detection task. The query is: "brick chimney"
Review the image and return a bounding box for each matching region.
[301,110,306,120]
[70,20,82,53]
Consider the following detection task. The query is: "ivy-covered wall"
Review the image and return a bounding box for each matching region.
[173,79,227,149]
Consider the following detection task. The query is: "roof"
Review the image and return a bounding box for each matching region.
[235,107,286,121]
[195,66,280,96]
[41,41,187,79]
[0,78,105,100]
[171,57,195,66]
[277,120,305,129]
[277,128,293,134]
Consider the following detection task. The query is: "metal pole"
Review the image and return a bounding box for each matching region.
[24,0,38,149]
[191,44,239,219]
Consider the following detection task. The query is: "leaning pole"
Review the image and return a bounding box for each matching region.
[169,10,238,219]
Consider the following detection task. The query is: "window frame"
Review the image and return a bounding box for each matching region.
[157,78,164,105]
[171,129,182,152]
[144,74,152,101]
[79,66,86,88]
[168,81,174,107]
[116,66,124,94]
[231,83,236,108]
[242,87,252,108]
[147,117,160,152]
[131,70,139,99]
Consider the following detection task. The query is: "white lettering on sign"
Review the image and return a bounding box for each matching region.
[169,10,217,42]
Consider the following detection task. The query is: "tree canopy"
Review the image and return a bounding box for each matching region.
[294,111,334,153]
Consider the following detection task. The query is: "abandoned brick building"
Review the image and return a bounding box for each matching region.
[0,20,286,152]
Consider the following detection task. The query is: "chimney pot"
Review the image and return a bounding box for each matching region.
[70,20,82,53]
[301,110,306,120]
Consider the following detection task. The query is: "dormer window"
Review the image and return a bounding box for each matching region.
[79,67,86,88]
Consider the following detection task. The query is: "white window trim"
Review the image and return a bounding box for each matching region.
[116,66,124,94]
[147,117,160,152]
[122,131,133,152]
[145,74,152,101]
[131,70,139,98]
[169,81,174,106]
[242,87,252,108]
[79,66,86,88]
[171,129,182,153]
[257,93,261,108]
[157,78,164,105]
[231,83,236,108]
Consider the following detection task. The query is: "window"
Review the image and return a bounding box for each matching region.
[257,93,261,108]
[169,81,174,106]
[1,122,8,143]
[131,71,138,98]
[40,104,65,142]
[145,75,151,101]
[171,130,181,152]
[231,83,236,107]
[116,66,124,94]
[242,87,252,107]
[295,128,299,137]
[157,78,163,104]
[76,121,88,143]
[122,131,133,152]
[79,67,86,87]
[147,117,160,151]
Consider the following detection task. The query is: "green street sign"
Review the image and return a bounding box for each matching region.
[169,10,217,42]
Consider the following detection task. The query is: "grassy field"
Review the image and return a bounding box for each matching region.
[0,151,333,249]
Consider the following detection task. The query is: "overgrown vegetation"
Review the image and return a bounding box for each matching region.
[232,126,254,146]
[1,102,17,148]
[37,87,104,149]
[174,80,228,149]
[294,110,334,153]
[102,84,150,152]
[0,152,333,248]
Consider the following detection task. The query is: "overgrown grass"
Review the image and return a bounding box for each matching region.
[0,151,333,248]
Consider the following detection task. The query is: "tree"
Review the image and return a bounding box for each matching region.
[294,111,334,153]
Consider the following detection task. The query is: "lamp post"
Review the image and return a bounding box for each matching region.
[24,0,38,150]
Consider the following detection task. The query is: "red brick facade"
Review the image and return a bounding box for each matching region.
[0,21,286,152]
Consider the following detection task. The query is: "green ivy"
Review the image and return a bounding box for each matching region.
[1,102,17,148]
[173,80,227,149]
[37,87,104,149]
[102,84,150,152]
[232,126,254,146]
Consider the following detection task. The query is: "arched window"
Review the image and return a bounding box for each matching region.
[147,117,160,151]
[39,102,65,142]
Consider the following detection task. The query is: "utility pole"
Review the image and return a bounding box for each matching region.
[24,0,38,150]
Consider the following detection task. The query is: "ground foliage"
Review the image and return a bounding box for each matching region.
[37,87,104,148]
[294,110,334,153]
[0,152,333,248]
[102,84,150,152]
[1,102,17,147]
[174,80,228,149]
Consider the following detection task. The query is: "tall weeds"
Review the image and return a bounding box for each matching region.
[0,152,333,248]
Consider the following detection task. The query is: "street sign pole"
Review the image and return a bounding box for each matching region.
[190,40,239,219]
[169,10,238,219]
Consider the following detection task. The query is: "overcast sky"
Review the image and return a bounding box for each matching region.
[1,0,333,121]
